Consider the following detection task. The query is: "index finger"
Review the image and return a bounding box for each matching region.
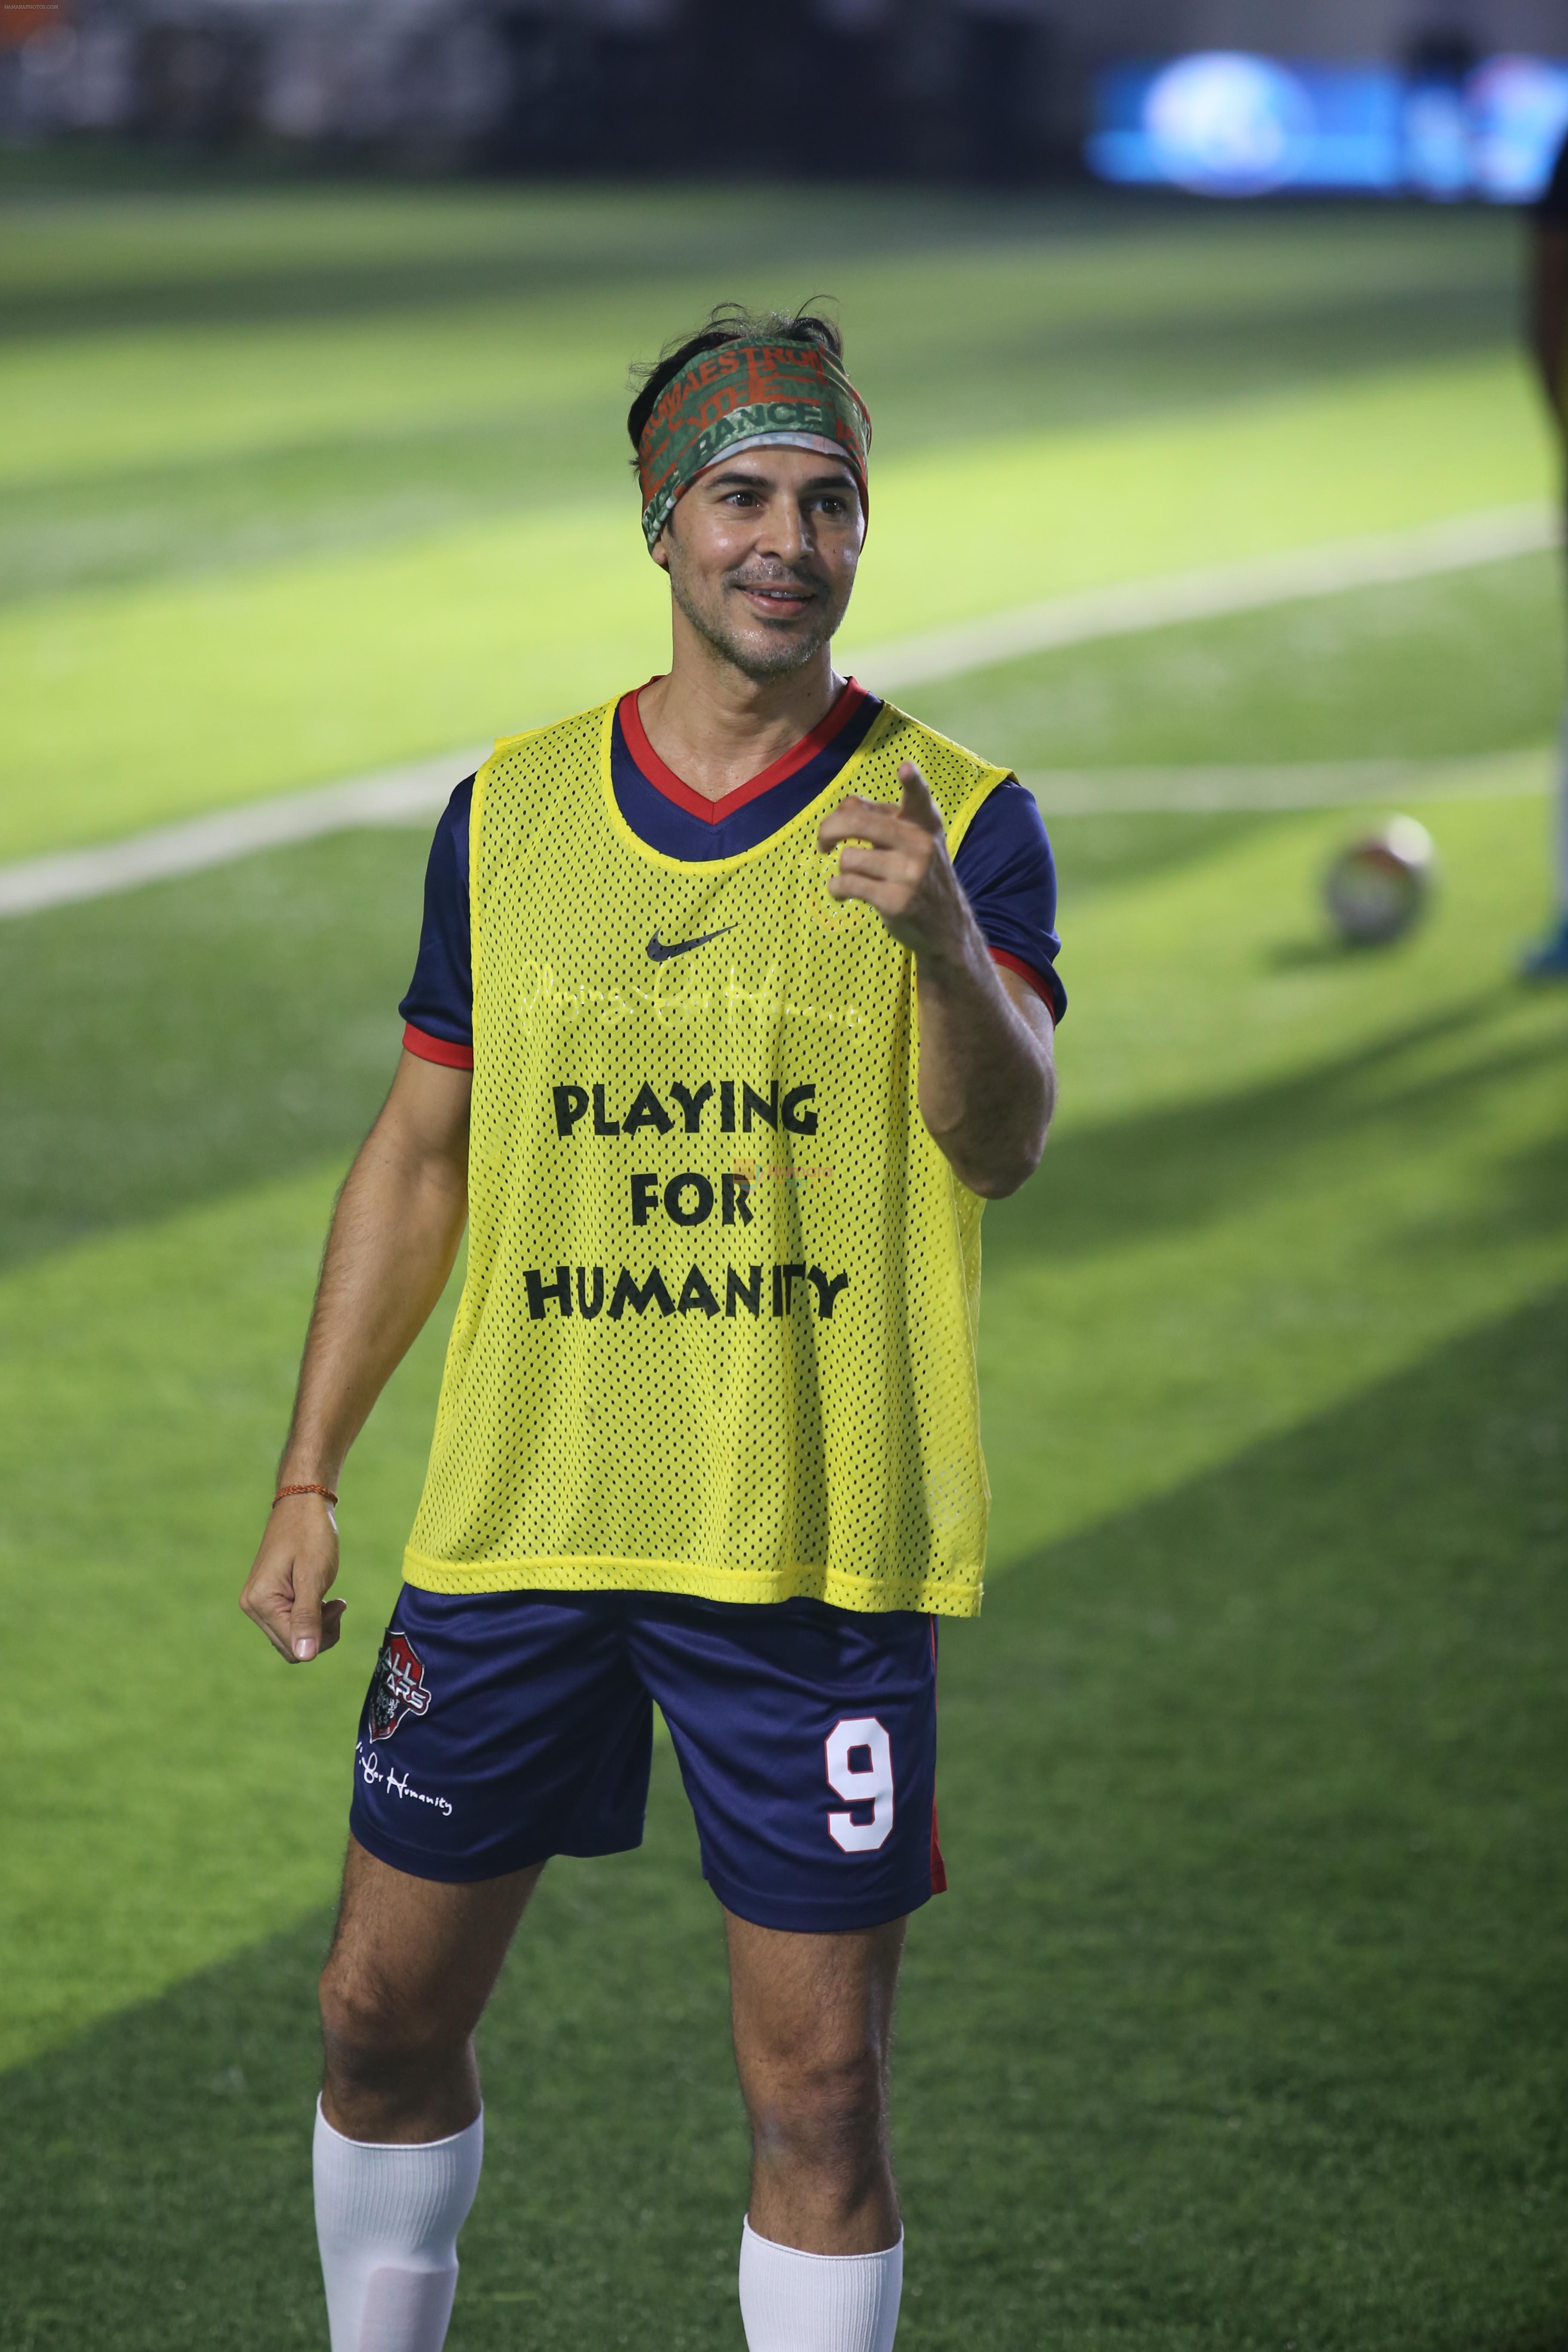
[896,762,944,835]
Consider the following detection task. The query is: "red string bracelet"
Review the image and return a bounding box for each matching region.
[272,1482,338,1509]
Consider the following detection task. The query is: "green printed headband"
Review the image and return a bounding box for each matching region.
[637,339,871,550]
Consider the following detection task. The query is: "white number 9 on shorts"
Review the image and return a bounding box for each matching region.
[825,1716,894,1852]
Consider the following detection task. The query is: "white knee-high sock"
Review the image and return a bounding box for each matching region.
[313,2099,483,2352]
[739,2217,903,2352]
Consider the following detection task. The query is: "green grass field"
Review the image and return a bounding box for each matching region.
[1,178,1565,2350]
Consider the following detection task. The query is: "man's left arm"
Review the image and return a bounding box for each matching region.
[817,763,1056,1197]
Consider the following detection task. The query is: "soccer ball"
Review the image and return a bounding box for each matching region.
[1323,817,1436,947]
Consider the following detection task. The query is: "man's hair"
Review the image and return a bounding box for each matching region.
[625,303,844,458]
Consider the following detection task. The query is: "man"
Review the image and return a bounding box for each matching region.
[241,306,1062,2352]
[1523,125,1568,977]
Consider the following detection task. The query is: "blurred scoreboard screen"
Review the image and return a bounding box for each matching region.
[1088,52,1568,200]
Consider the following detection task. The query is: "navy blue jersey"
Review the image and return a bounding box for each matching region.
[400,679,1064,1065]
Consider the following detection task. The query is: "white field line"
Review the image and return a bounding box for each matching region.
[845,502,1556,689]
[1025,748,1549,816]
[0,746,490,920]
[0,502,1553,921]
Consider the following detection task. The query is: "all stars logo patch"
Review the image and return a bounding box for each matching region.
[368,1630,433,1741]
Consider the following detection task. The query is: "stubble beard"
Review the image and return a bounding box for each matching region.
[668,560,844,685]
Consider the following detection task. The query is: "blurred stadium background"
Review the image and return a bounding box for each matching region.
[6,0,1568,190]
[2,2,1566,2346]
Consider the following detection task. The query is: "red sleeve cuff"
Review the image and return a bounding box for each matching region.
[988,948,1058,1017]
[402,1023,474,1069]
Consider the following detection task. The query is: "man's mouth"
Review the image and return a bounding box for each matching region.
[733,579,818,619]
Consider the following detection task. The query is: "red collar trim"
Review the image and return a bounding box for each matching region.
[617,677,868,824]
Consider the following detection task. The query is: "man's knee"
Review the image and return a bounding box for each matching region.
[319,1950,460,2086]
[748,2040,888,2179]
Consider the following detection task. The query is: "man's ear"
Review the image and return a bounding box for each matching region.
[649,513,674,575]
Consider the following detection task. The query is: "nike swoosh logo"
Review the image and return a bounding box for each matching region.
[647,925,738,962]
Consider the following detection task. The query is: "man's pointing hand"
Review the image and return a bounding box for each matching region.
[816,762,971,965]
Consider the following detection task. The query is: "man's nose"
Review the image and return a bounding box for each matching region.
[756,499,812,562]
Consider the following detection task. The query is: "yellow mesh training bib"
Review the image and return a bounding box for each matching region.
[403,694,1010,1616]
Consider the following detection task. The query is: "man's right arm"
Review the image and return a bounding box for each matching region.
[239,1049,472,1665]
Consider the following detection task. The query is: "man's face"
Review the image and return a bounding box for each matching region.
[650,444,866,681]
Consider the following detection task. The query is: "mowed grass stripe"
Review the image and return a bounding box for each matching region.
[0,202,1522,611]
[0,196,1517,491]
[3,356,1548,863]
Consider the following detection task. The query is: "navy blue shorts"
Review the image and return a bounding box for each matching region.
[349,1587,946,1933]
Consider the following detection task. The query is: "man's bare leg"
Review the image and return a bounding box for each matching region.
[312,1837,542,2351]
[726,1910,907,2351]
[320,1835,542,2138]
